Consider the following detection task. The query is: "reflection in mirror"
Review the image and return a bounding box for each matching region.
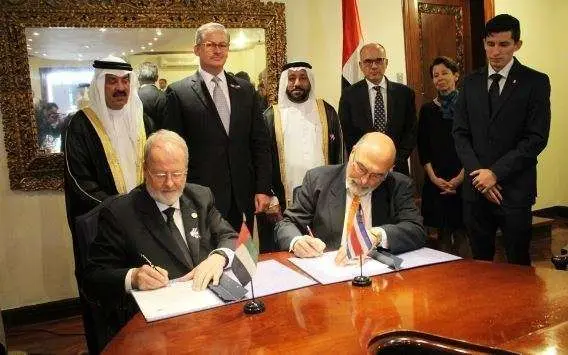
[26,27,267,154]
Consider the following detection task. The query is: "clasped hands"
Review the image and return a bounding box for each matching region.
[470,168,502,205]
[292,228,381,266]
[132,253,226,292]
[430,169,464,195]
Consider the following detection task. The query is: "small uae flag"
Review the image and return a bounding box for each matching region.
[342,0,363,89]
[232,217,259,287]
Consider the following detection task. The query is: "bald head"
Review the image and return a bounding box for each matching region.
[347,132,396,195]
[359,43,389,84]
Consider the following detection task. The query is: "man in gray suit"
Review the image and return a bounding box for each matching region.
[275,132,425,264]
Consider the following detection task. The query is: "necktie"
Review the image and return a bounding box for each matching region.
[373,86,386,132]
[212,76,230,134]
[488,73,502,115]
[163,207,192,264]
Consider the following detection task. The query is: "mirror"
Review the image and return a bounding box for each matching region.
[0,0,285,190]
[27,27,267,154]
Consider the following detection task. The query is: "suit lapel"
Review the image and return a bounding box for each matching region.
[135,187,192,269]
[226,74,240,136]
[179,193,200,266]
[474,69,491,123]
[190,72,228,135]
[327,166,347,235]
[491,59,521,120]
[386,79,394,134]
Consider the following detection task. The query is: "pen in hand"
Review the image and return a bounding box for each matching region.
[140,253,159,272]
[306,225,326,254]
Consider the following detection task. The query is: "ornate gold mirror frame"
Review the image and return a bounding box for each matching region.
[0,0,286,190]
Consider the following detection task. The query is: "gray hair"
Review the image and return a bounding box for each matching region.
[138,62,159,84]
[195,22,230,45]
[144,129,189,165]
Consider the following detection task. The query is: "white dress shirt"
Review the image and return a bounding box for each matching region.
[488,57,514,94]
[199,67,231,112]
[366,76,388,125]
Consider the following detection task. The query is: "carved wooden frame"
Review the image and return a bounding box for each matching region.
[0,0,286,190]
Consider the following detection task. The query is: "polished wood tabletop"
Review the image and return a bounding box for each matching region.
[103,252,568,354]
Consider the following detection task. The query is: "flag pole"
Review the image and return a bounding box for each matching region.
[352,253,371,287]
[243,214,265,314]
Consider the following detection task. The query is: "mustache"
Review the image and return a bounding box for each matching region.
[113,91,128,97]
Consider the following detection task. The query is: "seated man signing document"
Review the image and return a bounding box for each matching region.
[275,132,426,265]
[83,130,236,333]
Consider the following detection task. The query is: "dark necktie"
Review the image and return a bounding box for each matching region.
[373,86,386,132]
[163,207,192,263]
[488,73,502,115]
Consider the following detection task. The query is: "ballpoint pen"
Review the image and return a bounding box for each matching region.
[140,253,159,272]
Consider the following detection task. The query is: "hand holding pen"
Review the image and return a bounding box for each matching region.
[291,225,326,258]
[133,253,169,290]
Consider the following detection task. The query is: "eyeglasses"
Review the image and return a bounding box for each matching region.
[351,152,387,180]
[147,170,187,182]
[200,41,229,51]
[362,58,387,66]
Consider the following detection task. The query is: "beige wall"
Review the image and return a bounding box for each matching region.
[1,0,567,310]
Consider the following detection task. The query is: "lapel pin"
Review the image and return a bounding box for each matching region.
[191,212,198,218]
[190,227,200,239]
[513,79,517,84]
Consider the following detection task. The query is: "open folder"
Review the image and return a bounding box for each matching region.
[289,247,461,285]
[131,259,317,322]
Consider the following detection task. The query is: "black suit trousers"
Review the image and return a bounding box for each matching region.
[463,199,532,265]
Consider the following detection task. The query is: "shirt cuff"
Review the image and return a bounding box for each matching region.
[377,227,389,249]
[209,248,234,269]
[125,268,136,292]
[289,235,304,252]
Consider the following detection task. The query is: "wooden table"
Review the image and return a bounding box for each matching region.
[103,252,568,354]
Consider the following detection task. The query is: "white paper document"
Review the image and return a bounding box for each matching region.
[132,259,316,322]
[289,247,461,285]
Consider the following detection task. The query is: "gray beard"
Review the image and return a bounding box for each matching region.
[346,178,374,196]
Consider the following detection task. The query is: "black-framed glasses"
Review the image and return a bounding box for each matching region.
[362,58,387,66]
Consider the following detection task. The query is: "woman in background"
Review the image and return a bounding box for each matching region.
[417,56,467,256]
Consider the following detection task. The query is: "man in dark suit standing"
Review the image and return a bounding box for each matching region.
[84,130,237,343]
[137,62,167,129]
[275,132,425,264]
[339,43,417,175]
[453,14,551,265]
[164,22,272,232]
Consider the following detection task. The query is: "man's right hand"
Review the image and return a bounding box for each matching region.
[483,184,503,205]
[292,235,326,258]
[132,265,169,290]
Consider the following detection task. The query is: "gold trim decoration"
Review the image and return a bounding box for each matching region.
[82,107,127,194]
[272,104,290,206]
[316,99,329,164]
[0,0,286,190]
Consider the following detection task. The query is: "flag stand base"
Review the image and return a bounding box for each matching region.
[352,276,371,287]
[244,300,265,314]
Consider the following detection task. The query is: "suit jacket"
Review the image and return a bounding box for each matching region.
[275,165,426,254]
[83,183,237,304]
[452,58,551,207]
[138,84,167,129]
[339,78,417,175]
[163,71,272,218]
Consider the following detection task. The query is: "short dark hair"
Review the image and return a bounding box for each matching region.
[45,102,58,111]
[234,71,251,82]
[138,62,159,84]
[484,14,520,42]
[429,56,459,78]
